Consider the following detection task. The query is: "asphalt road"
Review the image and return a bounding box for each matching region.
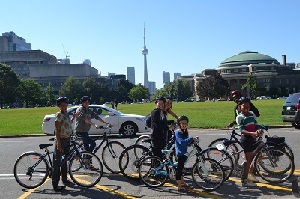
[1,128,300,199]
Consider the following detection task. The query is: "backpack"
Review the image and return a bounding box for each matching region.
[145,114,151,128]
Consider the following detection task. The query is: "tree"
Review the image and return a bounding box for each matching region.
[117,79,134,102]
[175,80,193,101]
[129,84,149,102]
[152,88,168,100]
[0,63,20,108]
[18,78,44,108]
[45,83,55,106]
[241,73,257,99]
[197,73,229,100]
[82,77,99,103]
[60,76,83,104]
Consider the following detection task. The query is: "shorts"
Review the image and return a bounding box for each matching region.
[240,135,259,152]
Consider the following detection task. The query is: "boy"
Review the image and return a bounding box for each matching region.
[236,97,263,187]
[52,97,74,191]
[174,115,195,192]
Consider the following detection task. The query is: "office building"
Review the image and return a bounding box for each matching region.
[148,81,157,95]
[0,31,31,51]
[163,71,170,84]
[127,67,135,84]
[174,72,181,81]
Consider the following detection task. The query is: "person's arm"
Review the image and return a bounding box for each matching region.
[91,111,110,126]
[167,109,178,119]
[55,114,63,152]
[151,109,160,129]
[175,131,193,145]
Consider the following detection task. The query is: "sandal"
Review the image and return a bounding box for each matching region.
[182,183,194,189]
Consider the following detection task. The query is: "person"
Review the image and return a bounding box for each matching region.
[165,97,178,119]
[174,115,195,192]
[52,97,74,191]
[115,99,119,110]
[150,97,168,159]
[227,90,260,128]
[75,96,110,154]
[236,97,263,187]
[111,99,115,109]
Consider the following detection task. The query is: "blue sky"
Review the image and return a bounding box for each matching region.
[1,0,300,88]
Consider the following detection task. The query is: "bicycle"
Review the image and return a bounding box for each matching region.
[138,137,225,192]
[210,125,295,183]
[14,137,103,189]
[75,125,126,174]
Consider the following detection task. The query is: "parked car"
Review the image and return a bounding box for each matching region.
[42,105,149,137]
[256,96,271,100]
[282,93,300,127]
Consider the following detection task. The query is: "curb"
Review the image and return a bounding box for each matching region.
[0,134,49,138]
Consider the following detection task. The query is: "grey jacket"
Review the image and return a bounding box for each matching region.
[75,106,100,133]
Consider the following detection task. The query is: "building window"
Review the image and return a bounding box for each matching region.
[234,69,238,73]
[242,68,247,72]
[286,79,289,84]
[264,79,270,83]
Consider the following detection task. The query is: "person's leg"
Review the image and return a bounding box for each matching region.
[85,134,96,153]
[242,152,253,181]
[61,138,70,183]
[176,155,186,191]
[52,141,62,188]
[80,132,90,152]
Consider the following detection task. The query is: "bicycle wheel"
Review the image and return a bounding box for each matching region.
[192,158,225,192]
[139,156,168,187]
[102,141,125,174]
[254,149,295,183]
[69,151,103,188]
[209,138,240,165]
[14,152,49,189]
[119,144,150,180]
[135,135,151,148]
[202,147,234,180]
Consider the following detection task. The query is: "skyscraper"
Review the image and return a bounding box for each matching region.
[142,25,148,88]
[127,67,135,84]
[174,73,181,81]
[163,71,170,84]
[148,81,157,95]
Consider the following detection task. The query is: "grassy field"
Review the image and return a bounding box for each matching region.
[0,99,288,136]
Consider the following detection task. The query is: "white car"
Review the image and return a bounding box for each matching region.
[42,105,149,137]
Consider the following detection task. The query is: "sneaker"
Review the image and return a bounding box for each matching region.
[53,185,66,192]
[178,187,189,193]
[62,180,73,186]
[248,174,259,183]
[242,179,256,187]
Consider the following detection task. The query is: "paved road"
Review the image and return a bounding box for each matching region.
[1,128,299,199]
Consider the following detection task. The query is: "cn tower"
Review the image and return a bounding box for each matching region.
[142,25,149,88]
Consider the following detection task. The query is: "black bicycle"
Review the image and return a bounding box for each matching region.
[75,125,126,174]
[13,138,103,189]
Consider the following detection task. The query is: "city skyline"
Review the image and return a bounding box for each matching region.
[1,1,300,88]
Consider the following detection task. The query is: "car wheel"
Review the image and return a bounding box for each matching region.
[120,122,137,137]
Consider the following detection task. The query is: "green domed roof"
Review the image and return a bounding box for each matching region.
[219,51,280,67]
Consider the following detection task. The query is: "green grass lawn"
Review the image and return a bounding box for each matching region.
[0,99,288,136]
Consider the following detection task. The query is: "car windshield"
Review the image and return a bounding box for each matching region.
[286,93,300,103]
[105,106,122,115]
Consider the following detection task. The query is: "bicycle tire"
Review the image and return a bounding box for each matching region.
[201,147,234,181]
[69,151,103,188]
[254,148,295,183]
[135,135,151,148]
[139,156,168,188]
[102,141,125,174]
[208,138,240,165]
[119,144,151,180]
[192,158,225,192]
[14,152,49,189]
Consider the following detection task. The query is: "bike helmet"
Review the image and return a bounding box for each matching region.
[155,96,166,104]
[81,96,91,103]
[56,97,68,106]
[231,90,242,98]
[177,115,189,123]
[238,97,251,105]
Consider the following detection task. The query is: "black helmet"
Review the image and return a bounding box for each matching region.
[238,97,250,105]
[177,115,189,123]
[81,96,91,103]
[166,96,172,100]
[155,96,166,104]
[56,97,68,106]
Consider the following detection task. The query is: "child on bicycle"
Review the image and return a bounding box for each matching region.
[52,97,74,191]
[236,97,263,187]
[175,115,195,192]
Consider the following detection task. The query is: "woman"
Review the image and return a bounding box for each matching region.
[150,97,168,159]
[165,97,178,119]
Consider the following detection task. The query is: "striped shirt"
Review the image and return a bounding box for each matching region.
[236,111,257,134]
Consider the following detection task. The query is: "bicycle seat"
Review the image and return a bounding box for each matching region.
[39,144,53,149]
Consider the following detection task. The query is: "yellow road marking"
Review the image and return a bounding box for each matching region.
[129,173,224,199]
[74,178,138,199]
[17,178,50,199]
[229,177,292,192]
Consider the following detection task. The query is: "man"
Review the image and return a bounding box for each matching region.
[227,90,260,128]
[75,96,110,153]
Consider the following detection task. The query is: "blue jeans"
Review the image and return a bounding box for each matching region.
[77,132,96,153]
